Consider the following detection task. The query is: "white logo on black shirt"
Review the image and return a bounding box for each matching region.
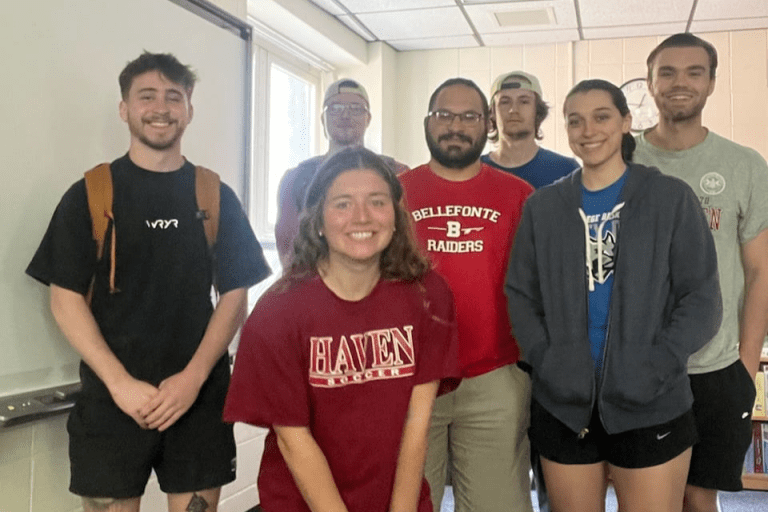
[145,219,179,229]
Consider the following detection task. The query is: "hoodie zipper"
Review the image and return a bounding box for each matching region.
[577,195,626,438]
[596,201,625,434]
[580,229,594,440]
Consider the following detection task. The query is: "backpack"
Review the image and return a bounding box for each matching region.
[83,163,220,303]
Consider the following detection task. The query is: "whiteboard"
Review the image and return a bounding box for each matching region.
[0,0,252,397]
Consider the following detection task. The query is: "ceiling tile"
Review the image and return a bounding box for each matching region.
[690,17,768,33]
[465,0,578,32]
[336,0,455,14]
[389,35,479,51]
[278,0,768,52]
[482,28,580,46]
[579,0,691,27]
[694,0,768,19]
[355,7,473,40]
[337,15,377,41]
[582,22,688,40]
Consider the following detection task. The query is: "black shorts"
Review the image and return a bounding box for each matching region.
[67,363,236,498]
[688,360,756,491]
[529,400,697,469]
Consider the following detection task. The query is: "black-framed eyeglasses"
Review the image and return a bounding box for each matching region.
[427,110,484,125]
[324,103,369,117]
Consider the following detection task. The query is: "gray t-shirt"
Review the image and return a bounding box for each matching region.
[635,131,768,374]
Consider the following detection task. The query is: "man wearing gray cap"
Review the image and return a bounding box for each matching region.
[482,71,577,190]
[275,78,408,265]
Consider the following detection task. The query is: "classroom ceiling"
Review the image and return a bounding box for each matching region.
[306,0,768,51]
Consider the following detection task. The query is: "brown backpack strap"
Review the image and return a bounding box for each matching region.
[195,166,220,249]
[84,163,118,302]
[195,166,220,298]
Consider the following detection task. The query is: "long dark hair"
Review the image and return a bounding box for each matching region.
[564,79,635,162]
[285,147,430,283]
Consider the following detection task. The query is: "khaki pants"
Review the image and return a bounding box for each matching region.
[425,364,533,512]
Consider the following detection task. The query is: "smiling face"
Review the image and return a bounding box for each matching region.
[648,46,715,124]
[425,84,488,169]
[119,70,192,153]
[322,92,371,147]
[322,168,395,268]
[493,87,537,141]
[565,89,631,173]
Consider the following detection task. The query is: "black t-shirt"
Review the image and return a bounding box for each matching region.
[27,155,271,395]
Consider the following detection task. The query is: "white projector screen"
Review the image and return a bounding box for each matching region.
[0,0,252,397]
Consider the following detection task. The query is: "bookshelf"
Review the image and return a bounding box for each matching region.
[742,354,768,491]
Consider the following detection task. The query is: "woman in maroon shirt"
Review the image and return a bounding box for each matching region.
[224,147,460,512]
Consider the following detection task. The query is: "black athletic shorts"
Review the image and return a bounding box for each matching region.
[688,360,756,491]
[67,361,236,498]
[530,400,697,469]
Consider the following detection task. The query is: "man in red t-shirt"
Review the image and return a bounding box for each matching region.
[399,78,534,512]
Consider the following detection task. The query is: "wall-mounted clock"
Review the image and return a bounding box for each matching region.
[620,78,658,132]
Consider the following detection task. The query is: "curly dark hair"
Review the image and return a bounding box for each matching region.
[283,147,430,284]
[119,51,197,99]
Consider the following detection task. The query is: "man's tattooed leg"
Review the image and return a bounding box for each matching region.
[186,493,209,512]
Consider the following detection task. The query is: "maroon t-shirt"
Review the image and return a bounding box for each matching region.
[223,270,459,512]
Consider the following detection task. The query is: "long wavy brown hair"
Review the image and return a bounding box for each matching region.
[282,147,430,285]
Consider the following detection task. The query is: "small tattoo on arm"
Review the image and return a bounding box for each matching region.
[187,493,209,512]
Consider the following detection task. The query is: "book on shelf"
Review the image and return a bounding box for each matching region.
[754,423,764,473]
[763,424,768,473]
[744,436,755,474]
[754,370,767,419]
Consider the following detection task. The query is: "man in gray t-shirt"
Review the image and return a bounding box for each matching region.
[634,33,768,512]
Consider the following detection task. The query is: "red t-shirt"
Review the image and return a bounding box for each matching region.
[399,164,533,377]
[223,270,459,512]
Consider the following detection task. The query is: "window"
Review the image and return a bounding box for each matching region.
[267,64,315,226]
[245,38,324,303]
[248,39,323,242]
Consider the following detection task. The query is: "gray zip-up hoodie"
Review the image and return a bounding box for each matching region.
[505,163,722,435]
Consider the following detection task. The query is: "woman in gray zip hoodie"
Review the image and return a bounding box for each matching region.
[505,80,721,512]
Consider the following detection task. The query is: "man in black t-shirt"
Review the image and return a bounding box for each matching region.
[26,52,270,512]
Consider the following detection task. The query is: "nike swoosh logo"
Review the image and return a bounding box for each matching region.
[657,432,671,440]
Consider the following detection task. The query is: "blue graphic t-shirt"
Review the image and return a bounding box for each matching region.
[579,170,627,375]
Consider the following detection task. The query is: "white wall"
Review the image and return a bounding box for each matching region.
[385,30,768,169]
[0,1,267,511]
[337,42,399,156]
[392,43,574,167]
